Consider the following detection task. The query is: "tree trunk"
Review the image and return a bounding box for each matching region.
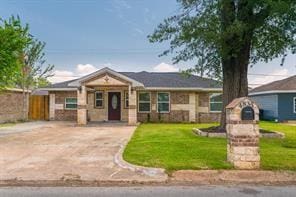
[219,0,253,129]
[22,86,27,121]
[220,55,249,128]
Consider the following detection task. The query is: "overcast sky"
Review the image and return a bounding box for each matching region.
[1,0,295,87]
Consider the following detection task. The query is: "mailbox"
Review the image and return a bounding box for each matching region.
[241,106,255,120]
[226,97,260,169]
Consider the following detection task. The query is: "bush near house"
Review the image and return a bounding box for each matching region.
[123,122,296,172]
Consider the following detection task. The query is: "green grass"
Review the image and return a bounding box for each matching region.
[123,123,232,172]
[123,122,296,172]
[259,121,296,170]
[0,123,15,128]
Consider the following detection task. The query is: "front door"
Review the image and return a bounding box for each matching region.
[108,92,121,120]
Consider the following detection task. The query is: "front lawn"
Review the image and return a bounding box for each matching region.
[123,122,296,172]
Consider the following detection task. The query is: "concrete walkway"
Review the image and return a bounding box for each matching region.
[0,122,167,186]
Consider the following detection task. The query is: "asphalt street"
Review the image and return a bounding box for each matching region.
[0,186,295,197]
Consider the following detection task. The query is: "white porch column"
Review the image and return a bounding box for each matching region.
[128,85,137,125]
[49,93,55,120]
[189,93,196,122]
[77,85,87,125]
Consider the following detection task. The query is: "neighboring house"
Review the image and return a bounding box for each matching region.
[0,88,30,123]
[249,75,296,122]
[38,67,222,125]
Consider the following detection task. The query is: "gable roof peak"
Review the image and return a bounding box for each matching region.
[68,66,144,87]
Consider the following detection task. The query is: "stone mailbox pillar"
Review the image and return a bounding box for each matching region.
[226,97,260,169]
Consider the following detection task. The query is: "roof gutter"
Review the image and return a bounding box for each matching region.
[249,90,296,96]
[37,88,78,91]
[144,87,222,91]
[36,87,222,92]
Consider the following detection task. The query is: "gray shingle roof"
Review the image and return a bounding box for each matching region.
[48,71,222,89]
[48,79,78,88]
[120,72,221,88]
[250,75,296,94]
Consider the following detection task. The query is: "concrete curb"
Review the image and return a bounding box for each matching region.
[1,170,295,187]
[114,140,168,181]
[171,170,296,186]
[193,128,285,139]
[193,128,226,138]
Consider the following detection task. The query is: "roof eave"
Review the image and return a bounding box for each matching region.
[249,90,296,96]
[37,88,78,91]
[143,87,222,91]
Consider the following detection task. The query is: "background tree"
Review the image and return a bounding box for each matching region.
[16,39,54,120]
[149,0,296,128]
[0,16,54,120]
[0,16,30,90]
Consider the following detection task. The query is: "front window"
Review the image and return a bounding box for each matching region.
[293,97,296,113]
[157,92,170,113]
[95,91,104,108]
[138,92,151,112]
[210,93,222,112]
[65,98,77,109]
[124,91,129,108]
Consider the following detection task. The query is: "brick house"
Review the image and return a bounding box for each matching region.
[39,67,222,125]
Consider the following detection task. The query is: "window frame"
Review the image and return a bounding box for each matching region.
[138,92,151,113]
[65,97,78,110]
[124,91,129,109]
[209,93,223,113]
[293,97,296,113]
[94,91,104,108]
[157,92,170,113]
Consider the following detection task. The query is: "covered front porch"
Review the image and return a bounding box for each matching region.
[72,68,143,125]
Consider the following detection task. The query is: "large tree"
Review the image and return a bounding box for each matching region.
[149,0,296,128]
[0,16,31,90]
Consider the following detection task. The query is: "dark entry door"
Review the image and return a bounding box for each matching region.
[108,92,121,120]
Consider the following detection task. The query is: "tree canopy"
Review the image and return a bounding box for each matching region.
[0,16,54,90]
[149,0,296,127]
[0,16,30,89]
[16,39,54,90]
[149,0,296,78]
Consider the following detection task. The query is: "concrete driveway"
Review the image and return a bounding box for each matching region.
[0,122,166,184]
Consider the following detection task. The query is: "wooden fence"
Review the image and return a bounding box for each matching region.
[28,95,49,120]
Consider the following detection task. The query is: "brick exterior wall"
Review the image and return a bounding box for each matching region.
[197,112,221,123]
[0,90,29,123]
[136,91,222,123]
[52,91,77,121]
[198,93,209,107]
[171,92,190,104]
[137,110,189,122]
[137,91,190,123]
[196,92,221,123]
[49,90,221,123]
